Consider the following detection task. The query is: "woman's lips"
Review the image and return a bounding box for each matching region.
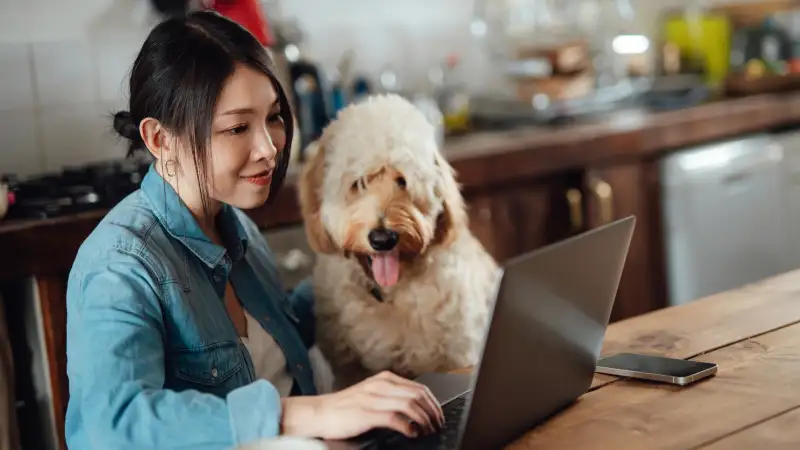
[242,170,272,186]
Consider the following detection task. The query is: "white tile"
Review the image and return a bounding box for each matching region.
[0,110,43,177]
[95,100,131,160]
[92,39,140,102]
[32,41,97,107]
[0,44,35,111]
[40,102,125,172]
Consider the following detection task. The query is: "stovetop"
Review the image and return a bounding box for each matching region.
[2,159,152,221]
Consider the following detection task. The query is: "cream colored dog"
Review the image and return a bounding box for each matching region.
[299,94,500,388]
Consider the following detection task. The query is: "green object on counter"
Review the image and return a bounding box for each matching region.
[663,12,732,87]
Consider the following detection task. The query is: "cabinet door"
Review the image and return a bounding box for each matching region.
[465,174,580,263]
[584,161,666,322]
[466,193,511,262]
[507,174,582,257]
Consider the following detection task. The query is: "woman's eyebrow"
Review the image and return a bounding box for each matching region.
[221,107,257,116]
[222,99,280,116]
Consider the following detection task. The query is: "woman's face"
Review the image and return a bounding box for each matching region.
[205,64,286,210]
[166,63,286,216]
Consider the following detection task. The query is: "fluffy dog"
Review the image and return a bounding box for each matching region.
[298,94,499,388]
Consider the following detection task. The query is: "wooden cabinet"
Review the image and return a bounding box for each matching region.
[465,173,581,263]
[584,160,667,322]
[465,162,667,323]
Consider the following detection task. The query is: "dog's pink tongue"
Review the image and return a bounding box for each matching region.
[372,251,400,287]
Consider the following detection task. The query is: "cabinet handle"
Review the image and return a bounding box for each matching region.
[591,179,614,225]
[566,188,583,231]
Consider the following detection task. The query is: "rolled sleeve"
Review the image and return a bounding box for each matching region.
[227,379,282,443]
[67,251,283,450]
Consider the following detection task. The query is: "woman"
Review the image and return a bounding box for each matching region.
[65,11,443,450]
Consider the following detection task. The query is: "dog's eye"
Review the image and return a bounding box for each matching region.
[395,176,407,189]
[351,178,366,192]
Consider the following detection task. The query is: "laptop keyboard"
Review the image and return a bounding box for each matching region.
[373,393,469,449]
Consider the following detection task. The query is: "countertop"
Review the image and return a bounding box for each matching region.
[3,91,800,281]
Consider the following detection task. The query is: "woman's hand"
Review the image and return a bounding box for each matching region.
[281,370,445,440]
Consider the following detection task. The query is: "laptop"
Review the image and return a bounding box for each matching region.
[331,216,635,450]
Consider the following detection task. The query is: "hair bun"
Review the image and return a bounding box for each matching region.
[113,111,141,142]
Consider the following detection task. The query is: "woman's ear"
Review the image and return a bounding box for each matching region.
[298,142,338,254]
[432,153,467,248]
[140,117,170,161]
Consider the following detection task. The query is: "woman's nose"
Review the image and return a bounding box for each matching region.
[254,128,278,161]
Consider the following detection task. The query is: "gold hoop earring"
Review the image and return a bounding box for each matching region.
[165,160,178,178]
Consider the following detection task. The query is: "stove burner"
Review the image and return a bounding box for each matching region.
[2,159,151,220]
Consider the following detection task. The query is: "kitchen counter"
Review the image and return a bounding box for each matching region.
[5,91,800,450]
[4,91,800,282]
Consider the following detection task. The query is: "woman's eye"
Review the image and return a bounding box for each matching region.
[267,112,283,124]
[395,176,407,188]
[226,124,248,135]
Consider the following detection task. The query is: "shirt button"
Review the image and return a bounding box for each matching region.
[213,274,221,282]
[211,368,218,378]
[296,364,303,371]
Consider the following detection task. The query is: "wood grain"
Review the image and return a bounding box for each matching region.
[701,405,800,449]
[508,321,800,449]
[35,276,67,450]
[457,269,800,394]
[584,270,800,390]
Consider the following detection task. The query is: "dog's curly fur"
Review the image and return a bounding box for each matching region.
[298,94,500,388]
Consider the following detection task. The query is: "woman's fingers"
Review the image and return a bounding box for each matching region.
[371,372,445,427]
[367,395,435,434]
[371,411,418,438]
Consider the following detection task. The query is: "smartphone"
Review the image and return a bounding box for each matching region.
[595,353,717,386]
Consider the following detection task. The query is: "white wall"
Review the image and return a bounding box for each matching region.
[0,0,750,178]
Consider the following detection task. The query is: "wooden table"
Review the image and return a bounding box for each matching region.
[505,268,800,449]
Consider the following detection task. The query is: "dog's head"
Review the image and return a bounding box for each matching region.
[298,94,466,288]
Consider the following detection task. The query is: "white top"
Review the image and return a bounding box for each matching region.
[241,311,295,397]
[241,310,336,396]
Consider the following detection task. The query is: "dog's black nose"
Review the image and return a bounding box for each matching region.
[368,228,399,251]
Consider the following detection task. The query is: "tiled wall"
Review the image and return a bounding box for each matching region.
[0,0,750,178]
[0,35,146,177]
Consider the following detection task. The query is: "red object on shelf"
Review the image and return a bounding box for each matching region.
[789,59,800,74]
[209,0,274,47]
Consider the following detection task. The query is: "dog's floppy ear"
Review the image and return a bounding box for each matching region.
[432,153,467,248]
[298,141,338,254]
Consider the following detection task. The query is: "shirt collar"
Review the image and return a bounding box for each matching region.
[140,164,249,267]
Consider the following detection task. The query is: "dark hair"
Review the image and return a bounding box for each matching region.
[113,10,294,210]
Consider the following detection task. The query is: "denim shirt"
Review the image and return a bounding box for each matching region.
[65,165,318,450]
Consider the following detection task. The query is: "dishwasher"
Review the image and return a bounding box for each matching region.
[660,134,789,306]
[773,129,800,270]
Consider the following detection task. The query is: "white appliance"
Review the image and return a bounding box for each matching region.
[660,134,789,306]
[773,129,800,270]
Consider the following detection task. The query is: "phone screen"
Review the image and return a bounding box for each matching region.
[597,353,716,377]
